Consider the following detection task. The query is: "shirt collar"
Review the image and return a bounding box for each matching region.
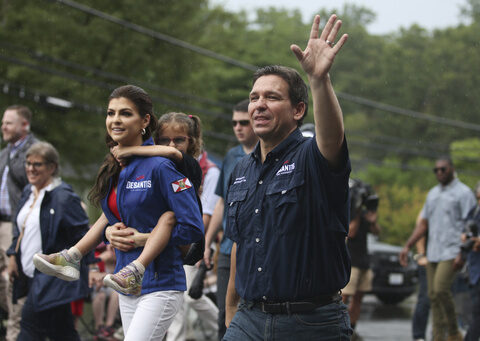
[252,128,303,161]
[9,135,28,150]
[441,177,459,190]
[143,137,154,146]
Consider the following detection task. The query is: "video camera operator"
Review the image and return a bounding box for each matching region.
[462,182,480,341]
[342,179,380,339]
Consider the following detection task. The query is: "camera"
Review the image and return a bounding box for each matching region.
[460,219,479,259]
[349,179,379,215]
[187,248,214,300]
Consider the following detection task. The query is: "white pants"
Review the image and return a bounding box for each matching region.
[167,265,218,341]
[119,290,183,341]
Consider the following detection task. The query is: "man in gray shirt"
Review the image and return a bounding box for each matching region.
[0,105,37,341]
[400,157,475,341]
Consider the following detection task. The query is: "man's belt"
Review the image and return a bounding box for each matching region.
[249,292,341,314]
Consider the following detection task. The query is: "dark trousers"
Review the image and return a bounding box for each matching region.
[412,266,430,339]
[17,299,80,341]
[465,280,480,341]
[217,253,230,341]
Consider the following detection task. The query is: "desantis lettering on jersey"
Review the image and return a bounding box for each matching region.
[276,161,295,176]
[126,176,152,190]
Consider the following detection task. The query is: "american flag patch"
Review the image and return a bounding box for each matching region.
[171,177,192,193]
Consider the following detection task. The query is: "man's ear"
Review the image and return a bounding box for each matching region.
[293,102,306,122]
[22,118,30,133]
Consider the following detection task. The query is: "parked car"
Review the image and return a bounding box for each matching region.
[368,235,418,305]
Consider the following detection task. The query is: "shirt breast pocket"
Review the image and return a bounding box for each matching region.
[226,189,248,241]
[265,176,304,235]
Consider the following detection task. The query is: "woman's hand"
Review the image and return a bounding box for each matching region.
[106,222,135,252]
[7,256,19,282]
[106,222,148,251]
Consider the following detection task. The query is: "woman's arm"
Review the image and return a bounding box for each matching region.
[111,145,182,163]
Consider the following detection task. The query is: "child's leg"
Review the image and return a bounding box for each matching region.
[74,213,110,256]
[103,212,176,295]
[137,211,176,268]
[33,213,110,281]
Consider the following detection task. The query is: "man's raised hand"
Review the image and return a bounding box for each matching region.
[290,14,348,80]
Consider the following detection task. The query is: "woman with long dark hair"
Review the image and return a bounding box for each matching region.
[34,85,204,340]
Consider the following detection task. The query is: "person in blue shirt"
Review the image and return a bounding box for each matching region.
[34,85,204,340]
[203,99,258,340]
[463,182,480,341]
[6,141,90,340]
[223,14,352,341]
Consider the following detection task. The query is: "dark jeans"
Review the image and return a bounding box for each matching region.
[217,253,231,341]
[464,280,480,341]
[412,266,430,339]
[223,300,351,341]
[17,299,80,341]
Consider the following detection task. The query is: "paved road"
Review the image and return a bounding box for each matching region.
[355,294,424,341]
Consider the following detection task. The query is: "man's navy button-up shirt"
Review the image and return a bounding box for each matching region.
[224,129,351,302]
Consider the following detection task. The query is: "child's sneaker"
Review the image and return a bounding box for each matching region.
[103,262,143,296]
[33,250,80,281]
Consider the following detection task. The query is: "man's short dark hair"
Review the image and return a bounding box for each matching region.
[234,99,249,113]
[436,156,453,167]
[6,105,32,123]
[252,65,308,126]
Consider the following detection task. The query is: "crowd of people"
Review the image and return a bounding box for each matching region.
[0,12,478,341]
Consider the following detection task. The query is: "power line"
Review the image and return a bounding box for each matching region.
[347,130,450,151]
[350,156,480,176]
[47,0,257,71]
[45,0,480,133]
[349,137,479,163]
[0,79,236,143]
[338,91,480,132]
[0,42,234,110]
[0,54,232,121]
[3,78,479,175]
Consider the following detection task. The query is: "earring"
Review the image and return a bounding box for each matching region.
[141,128,146,135]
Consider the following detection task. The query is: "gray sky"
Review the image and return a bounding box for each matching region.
[212,0,469,34]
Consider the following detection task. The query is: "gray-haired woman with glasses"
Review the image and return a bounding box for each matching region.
[6,141,90,340]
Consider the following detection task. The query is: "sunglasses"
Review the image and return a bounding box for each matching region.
[232,120,250,127]
[157,136,189,146]
[433,167,447,174]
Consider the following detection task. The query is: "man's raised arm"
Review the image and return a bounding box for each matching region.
[291,14,348,168]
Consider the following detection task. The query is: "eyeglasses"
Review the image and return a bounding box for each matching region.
[156,136,189,146]
[25,161,47,169]
[232,120,250,127]
[433,167,447,174]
